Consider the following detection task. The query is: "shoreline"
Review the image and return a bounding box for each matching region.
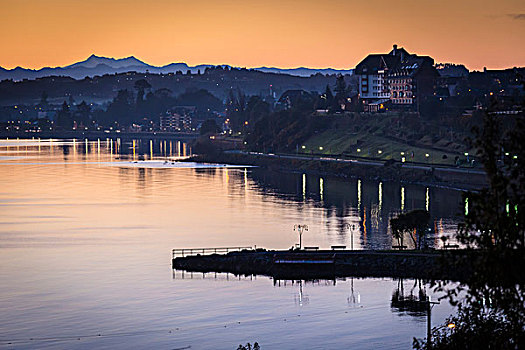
[187,152,487,192]
[0,130,200,141]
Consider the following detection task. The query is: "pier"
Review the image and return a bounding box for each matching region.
[172,247,475,281]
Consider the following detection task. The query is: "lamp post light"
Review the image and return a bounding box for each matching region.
[293,224,309,250]
[345,223,356,250]
[428,322,456,347]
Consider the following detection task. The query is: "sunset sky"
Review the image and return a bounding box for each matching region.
[1,0,524,71]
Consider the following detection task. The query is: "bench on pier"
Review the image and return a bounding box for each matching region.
[331,245,346,250]
[444,244,460,250]
[303,246,319,251]
[392,245,408,250]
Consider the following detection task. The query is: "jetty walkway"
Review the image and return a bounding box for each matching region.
[172,247,473,281]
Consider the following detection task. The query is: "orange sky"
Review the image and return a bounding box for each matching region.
[1,0,524,71]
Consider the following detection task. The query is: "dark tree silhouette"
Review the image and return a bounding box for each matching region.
[390,210,430,250]
[199,119,220,135]
[415,101,525,349]
[56,101,72,129]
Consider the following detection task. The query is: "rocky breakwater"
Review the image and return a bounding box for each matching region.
[173,249,475,281]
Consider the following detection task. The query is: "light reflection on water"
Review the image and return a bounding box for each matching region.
[0,139,462,349]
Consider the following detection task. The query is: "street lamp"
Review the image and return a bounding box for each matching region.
[345,223,356,250]
[293,224,308,250]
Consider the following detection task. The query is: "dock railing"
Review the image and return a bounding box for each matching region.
[172,246,253,259]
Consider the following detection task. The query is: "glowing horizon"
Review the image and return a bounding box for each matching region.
[1,0,524,71]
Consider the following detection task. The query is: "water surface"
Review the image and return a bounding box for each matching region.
[0,138,462,349]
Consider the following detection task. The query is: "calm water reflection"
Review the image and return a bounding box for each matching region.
[0,138,462,349]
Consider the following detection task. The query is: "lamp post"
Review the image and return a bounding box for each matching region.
[345,223,356,250]
[425,296,441,348]
[293,224,308,250]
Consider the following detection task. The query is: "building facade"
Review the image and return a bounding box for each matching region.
[160,106,194,132]
[355,45,439,112]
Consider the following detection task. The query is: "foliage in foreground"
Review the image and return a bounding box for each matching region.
[413,305,524,349]
[237,342,260,350]
[415,98,525,348]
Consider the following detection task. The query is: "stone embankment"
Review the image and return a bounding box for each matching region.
[173,249,475,281]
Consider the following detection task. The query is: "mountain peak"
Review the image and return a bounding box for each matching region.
[66,54,147,69]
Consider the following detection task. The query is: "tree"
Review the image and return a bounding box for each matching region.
[134,79,152,100]
[415,100,525,348]
[200,119,220,135]
[390,216,405,249]
[390,210,430,250]
[39,91,48,108]
[334,74,347,96]
[75,101,91,128]
[105,89,134,126]
[177,89,223,112]
[134,79,152,116]
[56,101,72,129]
[333,74,348,111]
[316,85,334,110]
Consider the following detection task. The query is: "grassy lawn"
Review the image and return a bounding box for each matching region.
[300,128,469,166]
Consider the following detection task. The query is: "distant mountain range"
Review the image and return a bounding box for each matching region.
[0,55,354,81]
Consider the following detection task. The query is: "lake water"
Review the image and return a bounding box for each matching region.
[0,138,463,349]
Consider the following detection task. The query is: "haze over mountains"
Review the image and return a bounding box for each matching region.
[0,55,354,81]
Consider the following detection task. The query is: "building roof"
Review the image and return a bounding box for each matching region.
[388,56,436,78]
[355,54,400,75]
[355,45,436,78]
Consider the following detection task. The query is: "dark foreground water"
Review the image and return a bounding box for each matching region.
[0,138,463,349]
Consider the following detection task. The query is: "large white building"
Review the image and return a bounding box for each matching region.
[355,45,438,112]
[358,68,390,100]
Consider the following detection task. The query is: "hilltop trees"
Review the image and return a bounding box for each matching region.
[177,89,223,113]
[94,86,222,129]
[105,89,135,126]
[245,93,319,153]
